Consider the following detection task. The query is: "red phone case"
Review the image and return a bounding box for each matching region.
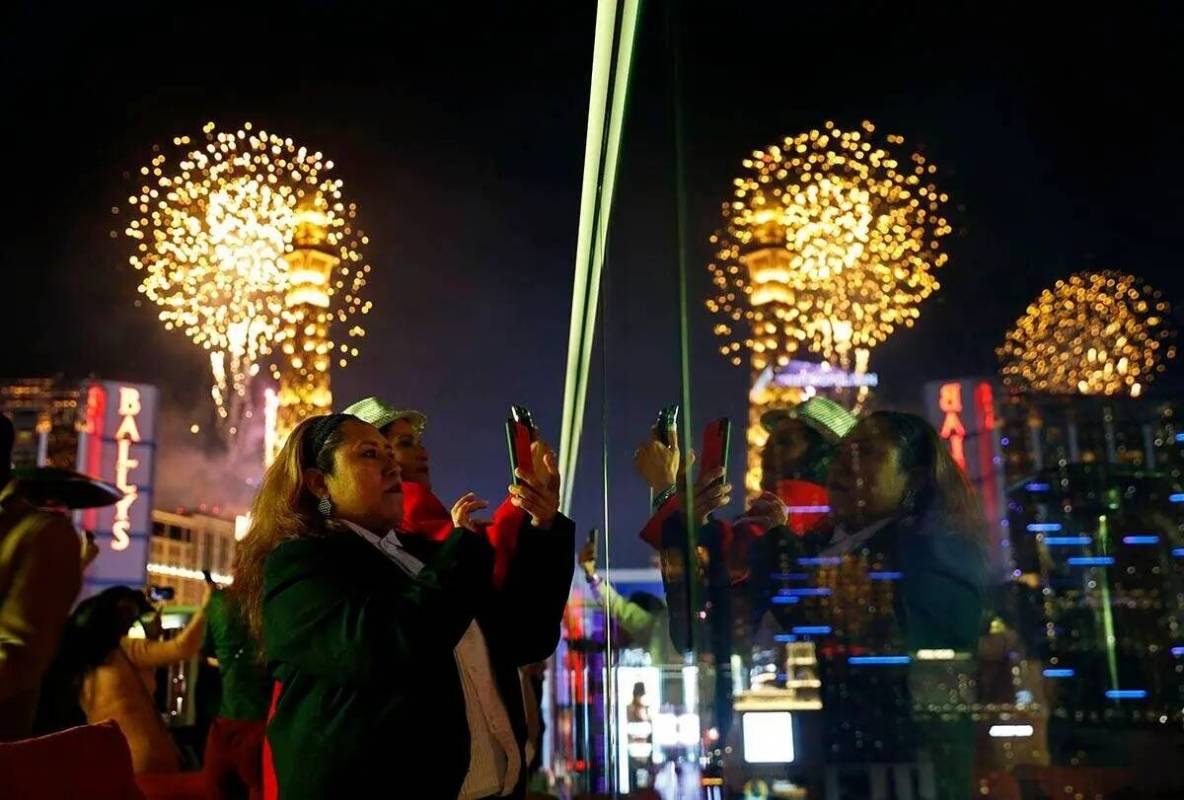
[508,420,535,482]
[700,418,730,476]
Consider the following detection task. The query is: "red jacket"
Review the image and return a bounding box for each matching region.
[640,479,829,547]
[399,481,526,590]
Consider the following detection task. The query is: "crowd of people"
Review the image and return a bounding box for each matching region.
[0,391,992,799]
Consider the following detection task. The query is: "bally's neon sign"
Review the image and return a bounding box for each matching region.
[111,387,143,551]
[938,382,968,470]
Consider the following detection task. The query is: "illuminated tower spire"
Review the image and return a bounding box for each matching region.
[270,196,339,464]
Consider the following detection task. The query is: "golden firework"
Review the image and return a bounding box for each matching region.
[998,270,1176,398]
[707,120,951,371]
[121,122,371,432]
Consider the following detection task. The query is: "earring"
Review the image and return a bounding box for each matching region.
[317,495,333,517]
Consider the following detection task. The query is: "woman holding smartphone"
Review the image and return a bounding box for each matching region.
[233,413,573,799]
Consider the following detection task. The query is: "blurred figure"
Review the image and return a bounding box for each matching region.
[202,584,270,800]
[233,414,574,800]
[36,584,206,773]
[789,411,989,800]
[758,397,856,534]
[578,536,679,666]
[0,413,83,741]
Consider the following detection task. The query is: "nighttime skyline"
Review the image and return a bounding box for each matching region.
[4,2,1182,567]
[4,3,1184,799]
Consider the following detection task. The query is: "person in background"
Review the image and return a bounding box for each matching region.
[0,413,83,742]
[233,414,574,800]
[341,396,528,589]
[35,584,206,773]
[202,583,271,800]
[123,583,209,721]
[578,536,680,666]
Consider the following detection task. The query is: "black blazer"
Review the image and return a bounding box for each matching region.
[262,516,575,800]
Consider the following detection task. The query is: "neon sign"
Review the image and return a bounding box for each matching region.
[75,380,159,600]
[938,382,967,469]
[111,387,143,551]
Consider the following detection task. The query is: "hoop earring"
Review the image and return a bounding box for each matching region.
[317,495,334,517]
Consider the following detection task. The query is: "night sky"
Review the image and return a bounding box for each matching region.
[3,2,1182,568]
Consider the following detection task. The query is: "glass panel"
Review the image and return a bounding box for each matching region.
[582,5,1184,800]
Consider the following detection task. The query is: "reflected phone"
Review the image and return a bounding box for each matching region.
[699,417,731,484]
[506,405,537,485]
[586,528,599,557]
[652,403,679,447]
[148,585,175,602]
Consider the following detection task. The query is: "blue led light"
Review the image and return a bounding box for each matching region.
[1067,556,1114,566]
[1025,482,1051,492]
[786,505,830,514]
[1042,668,1075,678]
[1175,433,1184,443]
[1170,494,1184,503]
[1044,536,1091,546]
[798,557,842,566]
[1171,647,1184,657]
[848,655,911,665]
[1122,535,1159,545]
[1105,689,1147,700]
[1027,523,1063,532]
[868,571,903,580]
[770,573,809,581]
[771,596,800,605]
[773,634,799,643]
[792,626,832,635]
[779,587,832,597]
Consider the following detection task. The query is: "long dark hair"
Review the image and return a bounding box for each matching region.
[230,414,356,655]
[865,410,989,547]
[35,587,151,734]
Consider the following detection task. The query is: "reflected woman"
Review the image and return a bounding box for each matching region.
[797,411,988,800]
[233,414,570,800]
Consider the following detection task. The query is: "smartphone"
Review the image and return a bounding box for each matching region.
[699,417,731,484]
[652,403,679,447]
[506,405,537,485]
[586,528,599,556]
[148,585,175,602]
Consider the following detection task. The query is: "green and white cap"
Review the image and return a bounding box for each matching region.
[760,396,856,444]
[341,396,427,434]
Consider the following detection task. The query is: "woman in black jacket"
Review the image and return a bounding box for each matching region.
[232,414,573,799]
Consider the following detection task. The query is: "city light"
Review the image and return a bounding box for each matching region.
[988,724,1035,738]
[998,270,1176,397]
[121,122,372,440]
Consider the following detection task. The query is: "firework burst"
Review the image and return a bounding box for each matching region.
[121,122,371,433]
[707,120,951,371]
[998,270,1176,397]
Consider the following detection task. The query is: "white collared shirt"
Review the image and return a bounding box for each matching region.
[819,516,894,557]
[340,520,521,798]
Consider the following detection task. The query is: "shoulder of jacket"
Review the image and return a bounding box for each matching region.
[3,503,79,551]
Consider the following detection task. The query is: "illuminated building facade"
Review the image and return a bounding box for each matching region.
[0,376,81,469]
[148,509,239,605]
[270,199,339,463]
[924,379,1184,774]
